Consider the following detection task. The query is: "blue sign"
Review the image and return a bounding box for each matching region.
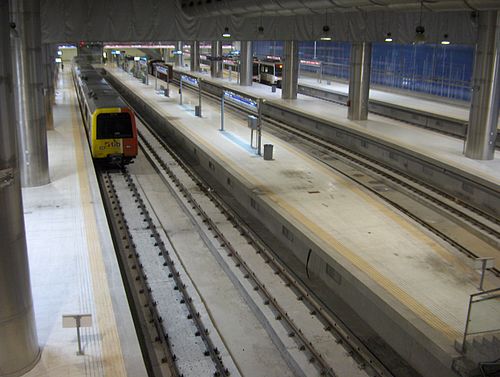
[223,90,258,110]
[181,75,199,87]
[155,65,169,75]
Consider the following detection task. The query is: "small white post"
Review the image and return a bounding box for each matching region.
[62,314,92,356]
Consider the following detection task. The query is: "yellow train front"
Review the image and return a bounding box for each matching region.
[73,63,138,165]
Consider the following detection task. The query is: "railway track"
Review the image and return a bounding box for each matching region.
[172,78,500,276]
[134,117,393,377]
[96,64,402,374]
[99,167,232,377]
[101,68,499,377]
[94,75,397,375]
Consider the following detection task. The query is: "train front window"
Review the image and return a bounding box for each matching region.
[96,112,133,139]
[275,64,283,76]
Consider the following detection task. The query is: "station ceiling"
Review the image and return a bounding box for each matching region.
[40,0,498,45]
[180,0,500,17]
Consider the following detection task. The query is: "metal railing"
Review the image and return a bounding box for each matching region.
[461,287,500,353]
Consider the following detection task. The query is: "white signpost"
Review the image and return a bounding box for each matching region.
[62,314,93,355]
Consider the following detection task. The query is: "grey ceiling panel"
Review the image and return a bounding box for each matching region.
[40,0,485,44]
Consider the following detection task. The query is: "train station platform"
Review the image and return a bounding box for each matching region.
[104,65,500,377]
[172,67,500,217]
[21,69,147,377]
[297,76,500,130]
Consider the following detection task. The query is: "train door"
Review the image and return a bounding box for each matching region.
[253,61,260,81]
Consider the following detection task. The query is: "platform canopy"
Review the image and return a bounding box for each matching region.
[40,0,499,44]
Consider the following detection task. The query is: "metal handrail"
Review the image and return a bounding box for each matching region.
[461,287,500,353]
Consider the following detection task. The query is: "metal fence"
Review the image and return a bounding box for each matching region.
[297,41,473,102]
[460,287,500,353]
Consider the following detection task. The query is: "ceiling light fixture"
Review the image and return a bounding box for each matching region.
[320,26,332,41]
[441,34,450,45]
[320,11,331,41]
[222,27,231,38]
[385,32,393,42]
[414,0,426,44]
[258,12,264,34]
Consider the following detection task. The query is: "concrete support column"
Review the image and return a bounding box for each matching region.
[1,1,40,376]
[41,44,53,131]
[239,41,253,86]
[175,41,184,68]
[211,40,223,78]
[10,0,49,187]
[190,41,200,72]
[348,42,372,121]
[465,11,500,160]
[282,40,299,99]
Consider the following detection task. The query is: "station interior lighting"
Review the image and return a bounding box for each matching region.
[441,34,451,45]
[320,25,331,41]
[57,50,63,56]
[414,0,426,44]
[385,32,393,42]
[222,27,231,38]
[414,25,426,44]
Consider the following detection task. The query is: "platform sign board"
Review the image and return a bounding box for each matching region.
[181,74,199,88]
[223,90,258,111]
[62,314,92,328]
[156,65,169,76]
[474,257,495,291]
[62,314,92,355]
[473,257,495,270]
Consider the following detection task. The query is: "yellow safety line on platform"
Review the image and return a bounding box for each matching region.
[110,68,463,339]
[264,130,473,270]
[69,77,128,377]
[167,113,462,341]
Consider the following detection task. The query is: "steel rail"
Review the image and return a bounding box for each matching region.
[99,168,229,377]
[98,169,180,377]
[136,119,394,377]
[175,78,500,269]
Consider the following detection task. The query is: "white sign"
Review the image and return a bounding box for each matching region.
[474,257,495,270]
[62,314,92,328]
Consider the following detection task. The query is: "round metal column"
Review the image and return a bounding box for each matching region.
[465,11,500,160]
[41,44,53,131]
[163,46,170,62]
[190,41,200,72]
[175,41,184,68]
[282,40,299,99]
[211,40,223,78]
[1,1,40,376]
[239,41,253,86]
[10,0,49,187]
[348,42,372,121]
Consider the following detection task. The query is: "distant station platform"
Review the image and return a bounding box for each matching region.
[104,65,500,377]
[297,76,500,130]
[22,70,146,377]
[176,66,500,188]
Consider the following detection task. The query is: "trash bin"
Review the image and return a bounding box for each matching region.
[271,84,277,93]
[195,105,201,117]
[263,144,274,160]
[164,88,170,97]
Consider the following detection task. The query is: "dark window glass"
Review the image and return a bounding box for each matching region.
[275,64,282,76]
[96,112,133,139]
[253,63,259,76]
